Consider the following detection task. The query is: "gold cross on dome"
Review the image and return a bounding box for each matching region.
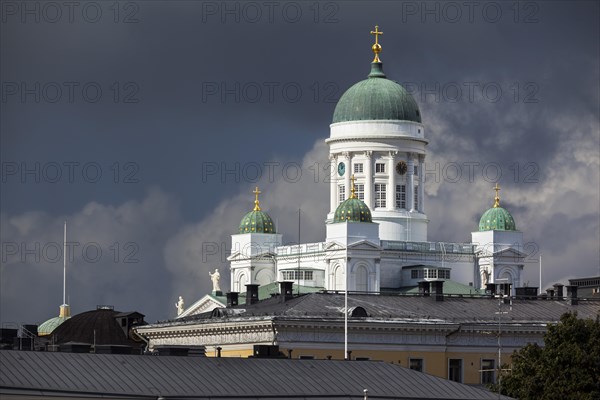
[370,25,383,44]
[493,183,501,208]
[253,186,262,211]
[370,25,383,62]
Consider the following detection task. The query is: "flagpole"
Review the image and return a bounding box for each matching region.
[539,253,542,295]
[63,220,67,306]
[297,208,301,296]
[344,262,348,360]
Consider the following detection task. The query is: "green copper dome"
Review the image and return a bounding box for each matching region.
[479,185,517,231]
[479,207,516,231]
[38,316,70,336]
[39,305,71,336]
[239,187,276,234]
[332,62,422,124]
[334,197,372,223]
[239,210,276,234]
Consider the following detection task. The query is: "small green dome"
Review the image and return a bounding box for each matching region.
[239,187,276,234]
[239,210,276,234]
[334,197,372,223]
[479,206,517,231]
[332,62,422,124]
[38,316,70,336]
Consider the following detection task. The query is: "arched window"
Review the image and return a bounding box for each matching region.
[237,273,248,293]
[355,265,368,292]
[334,265,344,291]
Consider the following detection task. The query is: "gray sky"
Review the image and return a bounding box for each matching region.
[1,1,599,325]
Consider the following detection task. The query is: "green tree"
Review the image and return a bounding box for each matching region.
[492,312,600,400]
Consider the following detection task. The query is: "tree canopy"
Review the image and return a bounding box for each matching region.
[492,312,600,400]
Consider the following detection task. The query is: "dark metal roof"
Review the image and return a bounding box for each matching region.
[156,292,600,327]
[50,309,143,347]
[0,350,513,399]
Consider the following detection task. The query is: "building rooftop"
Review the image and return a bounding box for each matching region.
[0,350,514,399]
[154,291,600,329]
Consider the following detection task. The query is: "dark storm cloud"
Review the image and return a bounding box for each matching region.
[1,1,598,324]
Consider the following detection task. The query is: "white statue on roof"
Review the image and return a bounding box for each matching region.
[209,268,221,292]
[175,296,185,315]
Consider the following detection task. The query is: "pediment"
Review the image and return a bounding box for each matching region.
[177,294,226,318]
[325,241,345,250]
[347,240,381,251]
[493,247,527,258]
[227,250,277,261]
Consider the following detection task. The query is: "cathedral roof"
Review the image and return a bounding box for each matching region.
[478,184,517,231]
[332,62,422,124]
[479,206,517,231]
[238,187,276,234]
[334,197,373,223]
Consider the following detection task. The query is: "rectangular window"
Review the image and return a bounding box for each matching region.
[338,185,345,204]
[409,358,424,372]
[396,184,406,208]
[282,271,314,280]
[438,270,450,279]
[449,359,463,383]
[411,270,424,279]
[414,186,419,210]
[355,184,364,201]
[353,163,363,173]
[375,184,386,208]
[426,269,437,279]
[481,359,496,384]
[375,163,386,173]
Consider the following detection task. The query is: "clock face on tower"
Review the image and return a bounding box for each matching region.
[396,161,408,175]
[338,162,345,176]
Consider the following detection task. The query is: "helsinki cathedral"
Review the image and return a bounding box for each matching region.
[180,27,526,317]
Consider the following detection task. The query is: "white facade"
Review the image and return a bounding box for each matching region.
[471,230,525,294]
[326,120,428,242]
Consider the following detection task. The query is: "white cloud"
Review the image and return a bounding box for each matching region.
[1,187,182,324]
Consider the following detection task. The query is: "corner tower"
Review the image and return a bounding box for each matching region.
[326,26,428,242]
[229,187,282,292]
[471,184,524,293]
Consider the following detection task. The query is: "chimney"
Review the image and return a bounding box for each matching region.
[418,281,430,297]
[553,283,564,299]
[431,280,444,302]
[499,283,512,297]
[226,292,239,307]
[486,283,497,295]
[245,284,259,305]
[515,287,538,300]
[546,288,555,298]
[566,285,578,305]
[279,281,294,302]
